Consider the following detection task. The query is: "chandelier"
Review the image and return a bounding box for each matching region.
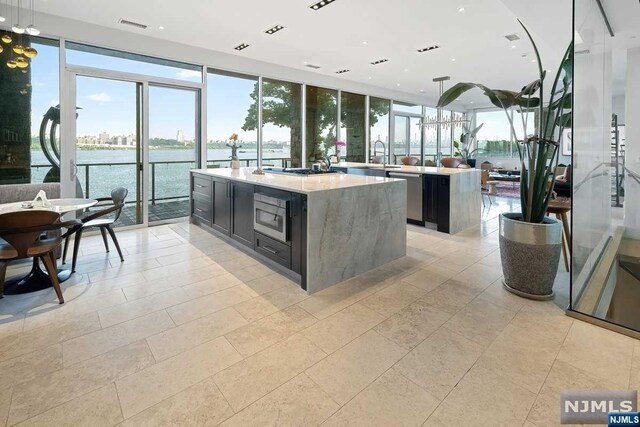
[2,0,39,71]
[419,76,469,129]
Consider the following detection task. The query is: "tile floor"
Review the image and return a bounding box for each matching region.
[0,197,635,426]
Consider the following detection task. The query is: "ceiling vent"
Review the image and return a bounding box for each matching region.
[118,18,148,30]
[417,45,439,53]
[504,33,520,42]
[305,63,321,69]
[370,58,389,65]
[234,43,250,51]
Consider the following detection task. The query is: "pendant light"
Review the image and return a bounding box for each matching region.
[25,0,38,35]
[6,59,17,68]
[12,43,23,54]
[15,56,28,68]
[23,45,36,58]
[0,34,9,44]
[11,0,24,34]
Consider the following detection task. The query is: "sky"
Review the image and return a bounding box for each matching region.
[30,43,292,142]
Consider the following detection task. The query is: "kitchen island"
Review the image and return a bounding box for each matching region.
[190,167,407,293]
[331,162,481,234]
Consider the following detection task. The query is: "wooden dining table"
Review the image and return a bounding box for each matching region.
[1,198,97,295]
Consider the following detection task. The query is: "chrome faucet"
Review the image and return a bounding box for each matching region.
[373,140,386,169]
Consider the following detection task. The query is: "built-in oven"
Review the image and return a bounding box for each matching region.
[253,193,290,243]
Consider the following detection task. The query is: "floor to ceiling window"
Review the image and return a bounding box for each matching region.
[475,110,517,158]
[0,33,59,186]
[207,70,259,167]
[262,79,302,168]
[305,86,337,164]
[369,97,390,163]
[340,92,366,163]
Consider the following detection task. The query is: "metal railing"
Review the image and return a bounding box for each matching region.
[30,157,291,204]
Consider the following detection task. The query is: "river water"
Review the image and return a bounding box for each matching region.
[30,148,290,201]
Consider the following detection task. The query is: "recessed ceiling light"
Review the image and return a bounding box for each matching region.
[511,45,516,48]
[265,24,285,35]
[362,41,368,45]
[531,59,536,62]
[396,83,401,87]
[335,69,350,74]
[368,76,372,79]
[234,43,250,51]
[417,45,439,53]
[403,68,409,72]
[419,89,426,93]
[158,26,165,30]
[310,0,336,10]
[458,7,465,12]
[370,58,389,65]
[451,58,456,61]
[469,101,474,104]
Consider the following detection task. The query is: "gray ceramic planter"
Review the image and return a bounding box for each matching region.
[499,212,562,300]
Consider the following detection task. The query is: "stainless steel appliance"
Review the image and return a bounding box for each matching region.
[387,172,423,222]
[253,193,290,243]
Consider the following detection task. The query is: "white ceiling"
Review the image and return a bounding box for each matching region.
[28,0,573,107]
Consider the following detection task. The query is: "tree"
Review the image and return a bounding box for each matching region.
[242,82,390,165]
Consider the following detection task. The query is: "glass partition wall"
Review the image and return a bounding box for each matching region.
[569,0,640,337]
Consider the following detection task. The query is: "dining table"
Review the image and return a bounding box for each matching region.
[1,198,97,295]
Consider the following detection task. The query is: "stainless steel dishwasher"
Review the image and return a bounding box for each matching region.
[387,172,423,222]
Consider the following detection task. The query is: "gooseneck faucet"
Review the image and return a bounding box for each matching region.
[373,139,387,169]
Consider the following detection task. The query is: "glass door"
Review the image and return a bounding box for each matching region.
[392,116,409,164]
[74,75,144,226]
[148,85,199,222]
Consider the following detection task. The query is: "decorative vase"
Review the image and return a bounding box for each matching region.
[335,152,341,164]
[499,213,562,300]
[231,160,241,169]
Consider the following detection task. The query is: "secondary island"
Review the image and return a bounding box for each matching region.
[190,168,407,293]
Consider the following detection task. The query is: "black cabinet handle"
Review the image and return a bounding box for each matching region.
[262,245,279,254]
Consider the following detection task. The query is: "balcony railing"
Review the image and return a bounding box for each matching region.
[30,157,292,205]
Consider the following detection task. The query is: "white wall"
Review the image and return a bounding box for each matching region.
[624,48,640,239]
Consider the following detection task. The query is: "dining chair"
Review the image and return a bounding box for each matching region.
[62,187,127,273]
[0,211,80,303]
[481,169,493,207]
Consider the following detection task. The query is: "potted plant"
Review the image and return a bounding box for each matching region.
[453,123,484,167]
[437,20,573,300]
[226,133,242,169]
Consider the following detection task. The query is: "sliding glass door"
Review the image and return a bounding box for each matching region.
[148,85,199,222]
[74,75,144,226]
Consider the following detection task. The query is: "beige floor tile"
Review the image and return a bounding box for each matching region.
[87,260,162,283]
[527,360,622,426]
[453,263,503,289]
[116,337,242,419]
[166,286,255,325]
[296,278,374,320]
[303,303,385,354]
[14,384,122,427]
[181,273,243,299]
[225,306,317,357]
[359,282,426,318]
[141,257,213,281]
[63,310,174,366]
[232,296,280,323]
[230,263,277,283]
[0,312,100,364]
[374,299,452,350]
[147,307,247,361]
[119,376,233,427]
[400,267,452,292]
[414,279,481,315]
[510,301,574,345]
[322,368,439,427]
[214,334,326,411]
[306,330,407,405]
[120,279,183,301]
[243,272,298,295]
[556,320,635,387]
[8,340,154,425]
[260,283,309,310]
[98,288,191,328]
[393,327,484,400]
[0,344,62,390]
[0,387,12,427]
[443,297,516,345]
[476,279,528,312]
[475,323,562,394]
[221,373,338,427]
[424,365,536,427]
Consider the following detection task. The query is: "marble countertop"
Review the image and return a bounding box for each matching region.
[192,167,404,194]
[331,162,479,175]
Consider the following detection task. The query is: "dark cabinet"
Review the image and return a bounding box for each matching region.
[231,182,255,248]
[423,175,438,224]
[436,176,451,234]
[212,177,231,235]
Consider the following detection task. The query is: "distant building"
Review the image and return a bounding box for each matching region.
[99,132,109,144]
[177,130,184,143]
